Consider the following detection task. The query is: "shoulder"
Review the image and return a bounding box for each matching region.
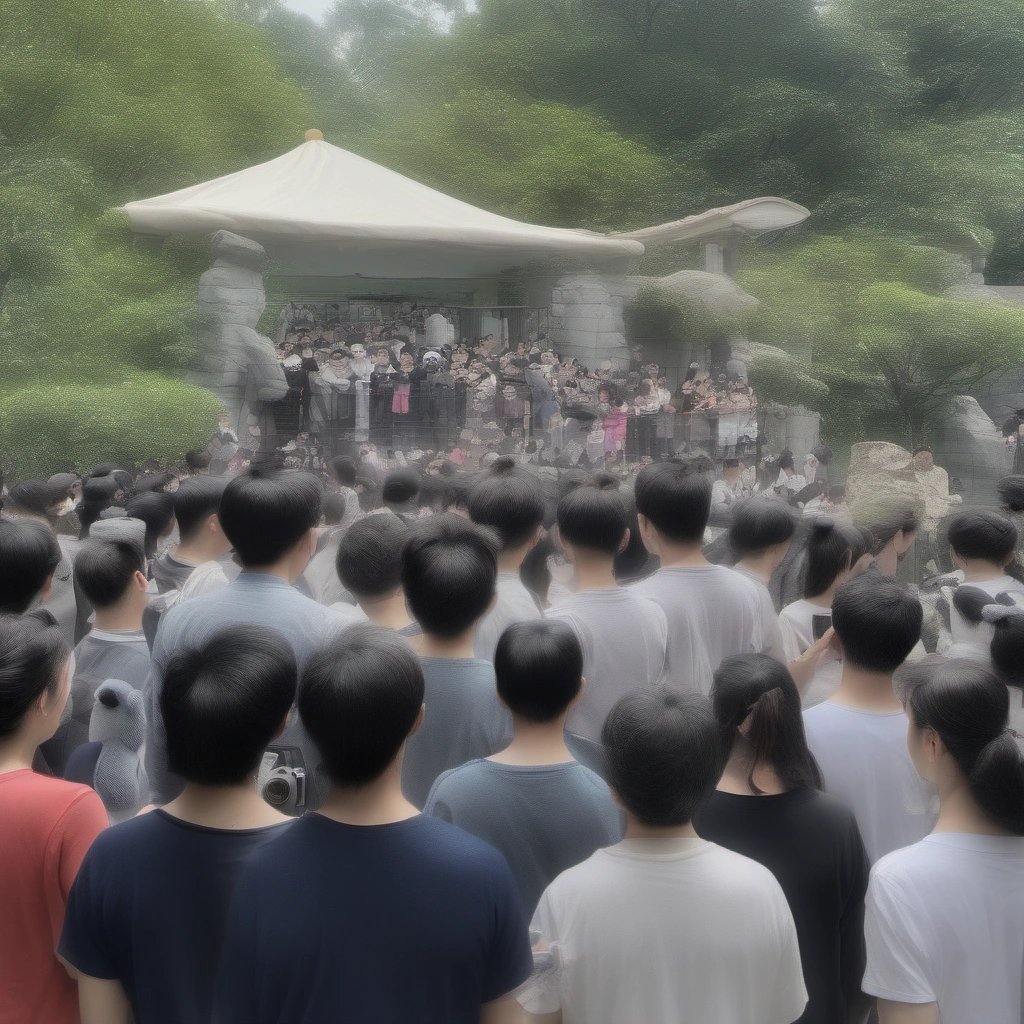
[869,841,934,896]
[80,809,166,860]
[7,771,99,813]
[429,760,492,797]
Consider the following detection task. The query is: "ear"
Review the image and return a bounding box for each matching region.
[133,570,148,592]
[637,514,657,554]
[39,574,54,603]
[409,703,426,737]
[923,726,943,764]
[567,676,587,710]
[207,512,222,535]
[618,527,631,554]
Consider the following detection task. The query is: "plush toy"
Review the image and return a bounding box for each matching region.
[85,679,148,823]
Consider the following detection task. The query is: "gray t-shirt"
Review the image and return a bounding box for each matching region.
[151,552,199,595]
[631,565,763,693]
[732,566,787,664]
[402,658,512,809]
[473,572,543,662]
[547,588,668,744]
[425,759,623,916]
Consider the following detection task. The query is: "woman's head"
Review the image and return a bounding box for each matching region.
[906,660,1024,835]
[803,517,871,599]
[711,654,822,794]
[0,613,71,741]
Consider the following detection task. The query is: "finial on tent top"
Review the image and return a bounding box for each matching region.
[304,128,324,142]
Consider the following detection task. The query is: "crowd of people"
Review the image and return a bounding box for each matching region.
[1,442,1023,1024]
[254,309,759,469]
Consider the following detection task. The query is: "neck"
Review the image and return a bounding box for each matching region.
[571,553,618,592]
[832,665,901,711]
[737,554,774,585]
[414,628,476,660]
[624,816,698,840]
[718,736,786,795]
[0,730,42,773]
[93,603,144,634]
[318,761,418,826]
[935,774,1012,837]
[962,562,1007,583]
[874,542,899,577]
[173,534,225,566]
[162,781,287,830]
[498,541,534,574]
[359,592,413,631]
[490,715,574,766]
[805,585,837,607]
[241,559,294,583]
[657,538,708,569]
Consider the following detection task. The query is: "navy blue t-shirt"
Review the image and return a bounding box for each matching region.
[214,812,533,1024]
[59,809,292,1024]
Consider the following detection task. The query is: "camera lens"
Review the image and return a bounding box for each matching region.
[263,777,291,806]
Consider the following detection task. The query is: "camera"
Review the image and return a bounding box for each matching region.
[258,748,307,816]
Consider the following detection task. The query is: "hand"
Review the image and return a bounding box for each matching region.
[788,627,835,692]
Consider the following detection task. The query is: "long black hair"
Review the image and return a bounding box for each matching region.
[711,653,822,794]
[803,516,869,599]
[909,661,1024,835]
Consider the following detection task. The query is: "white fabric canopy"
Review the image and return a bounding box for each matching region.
[120,139,644,278]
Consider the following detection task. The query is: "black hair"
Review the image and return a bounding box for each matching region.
[0,613,70,737]
[832,571,922,672]
[89,463,121,479]
[382,468,420,506]
[172,476,227,541]
[161,626,297,785]
[634,460,711,544]
[858,499,921,556]
[803,516,869,599]
[125,491,176,559]
[185,449,212,471]
[401,513,498,637]
[299,623,424,787]
[950,588,1024,690]
[135,472,175,494]
[7,481,51,517]
[322,493,346,526]
[947,509,1018,565]
[729,498,796,559]
[495,620,583,723]
[218,470,323,567]
[78,476,120,538]
[711,654,822,794]
[997,475,1024,513]
[74,539,145,609]
[336,514,409,599]
[909,661,1024,835]
[557,477,629,555]
[467,457,545,550]
[602,687,724,827]
[0,519,62,614]
[519,532,555,608]
[778,451,795,472]
[329,456,357,488]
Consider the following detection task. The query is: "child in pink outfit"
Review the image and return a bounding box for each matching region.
[603,400,628,456]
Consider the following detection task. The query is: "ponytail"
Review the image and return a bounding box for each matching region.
[910,662,1024,835]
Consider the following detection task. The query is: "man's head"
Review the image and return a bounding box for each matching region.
[172,476,229,551]
[184,449,212,474]
[602,688,723,827]
[382,469,420,513]
[329,456,358,489]
[218,469,323,577]
[336,513,409,604]
[300,623,424,788]
[723,458,741,480]
[556,476,629,559]
[495,620,583,723]
[0,519,62,613]
[6,481,51,519]
[729,497,796,567]
[124,492,176,559]
[161,626,297,785]
[634,459,712,550]
[401,513,498,637]
[947,509,1018,570]
[832,571,922,673]
[467,457,545,553]
[74,537,148,612]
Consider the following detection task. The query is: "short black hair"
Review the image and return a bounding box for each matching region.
[401,514,498,637]
[329,456,357,488]
[322,493,346,526]
[74,539,145,608]
[185,449,212,471]
[468,457,545,549]
[218,470,323,567]
[803,517,869,599]
[161,626,297,785]
[634,460,711,544]
[173,477,227,541]
[947,509,1018,565]
[299,623,424,787]
[557,477,629,555]
[729,498,796,558]
[7,481,51,517]
[125,492,176,559]
[832,571,922,672]
[0,519,62,614]
[0,613,70,737]
[602,688,723,827]
[495,620,583,722]
[336,514,409,598]
[382,469,420,506]
[135,472,175,494]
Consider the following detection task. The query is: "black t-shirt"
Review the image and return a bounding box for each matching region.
[214,813,533,1023]
[695,788,869,1024]
[59,809,293,1024]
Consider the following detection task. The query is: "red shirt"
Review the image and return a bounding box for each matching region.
[0,769,107,1024]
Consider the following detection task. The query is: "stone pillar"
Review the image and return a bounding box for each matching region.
[761,402,821,465]
[549,273,637,369]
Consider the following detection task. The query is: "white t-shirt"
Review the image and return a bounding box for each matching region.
[778,598,841,707]
[175,560,230,604]
[473,572,543,662]
[631,565,763,693]
[864,833,1024,1023]
[803,702,937,864]
[733,566,786,664]
[521,838,807,1024]
[547,587,668,744]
